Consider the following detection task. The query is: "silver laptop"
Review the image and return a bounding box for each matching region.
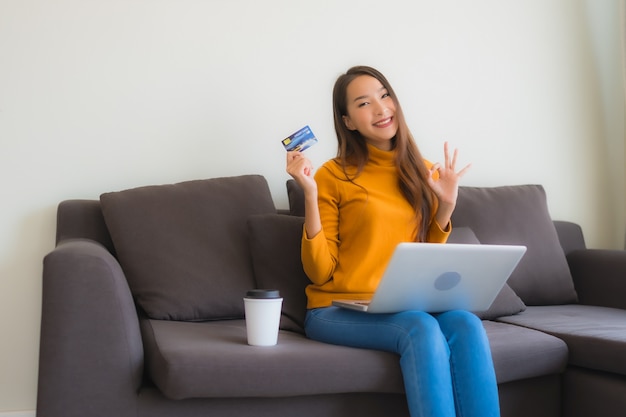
[332,242,526,314]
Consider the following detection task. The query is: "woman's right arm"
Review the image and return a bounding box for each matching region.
[286,151,339,284]
[286,151,322,239]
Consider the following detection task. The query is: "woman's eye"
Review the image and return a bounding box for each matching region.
[382,93,390,99]
[357,102,369,108]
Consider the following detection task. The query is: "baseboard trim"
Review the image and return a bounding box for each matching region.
[0,411,36,417]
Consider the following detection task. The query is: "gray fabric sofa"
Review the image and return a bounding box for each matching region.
[37,174,626,417]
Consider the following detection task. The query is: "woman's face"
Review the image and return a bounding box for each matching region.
[342,75,398,151]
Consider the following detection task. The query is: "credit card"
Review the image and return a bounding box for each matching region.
[281,125,318,152]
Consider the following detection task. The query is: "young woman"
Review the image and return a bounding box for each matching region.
[286,66,499,417]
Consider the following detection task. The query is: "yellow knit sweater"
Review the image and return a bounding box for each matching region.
[301,144,450,309]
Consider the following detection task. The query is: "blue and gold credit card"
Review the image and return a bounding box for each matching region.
[281,125,318,152]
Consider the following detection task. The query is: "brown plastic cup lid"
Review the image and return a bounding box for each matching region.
[245,289,281,299]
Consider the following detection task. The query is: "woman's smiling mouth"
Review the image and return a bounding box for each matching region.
[374,117,394,128]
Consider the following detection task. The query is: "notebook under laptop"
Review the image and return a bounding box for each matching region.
[332,242,526,314]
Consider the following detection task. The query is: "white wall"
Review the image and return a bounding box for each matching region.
[0,0,623,412]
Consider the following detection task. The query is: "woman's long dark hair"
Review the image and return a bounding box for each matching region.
[332,66,437,242]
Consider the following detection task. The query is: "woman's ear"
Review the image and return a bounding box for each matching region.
[342,115,356,131]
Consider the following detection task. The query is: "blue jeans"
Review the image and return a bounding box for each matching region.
[305,307,500,417]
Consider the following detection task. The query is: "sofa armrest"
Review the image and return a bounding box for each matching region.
[567,249,626,310]
[553,220,586,255]
[37,239,143,417]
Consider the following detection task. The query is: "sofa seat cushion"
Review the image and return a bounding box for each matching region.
[483,320,567,384]
[100,175,276,321]
[140,318,567,400]
[140,319,405,400]
[498,305,626,376]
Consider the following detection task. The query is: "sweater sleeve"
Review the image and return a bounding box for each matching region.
[300,165,340,285]
[427,220,451,243]
[423,159,452,244]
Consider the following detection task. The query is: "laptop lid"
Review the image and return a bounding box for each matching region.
[333,242,526,314]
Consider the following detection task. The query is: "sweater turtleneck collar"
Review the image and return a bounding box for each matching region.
[367,143,396,167]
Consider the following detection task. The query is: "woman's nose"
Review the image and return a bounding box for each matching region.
[373,100,386,115]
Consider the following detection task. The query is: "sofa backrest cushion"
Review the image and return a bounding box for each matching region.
[287,179,305,217]
[452,185,578,305]
[247,214,310,333]
[100,175,276,321]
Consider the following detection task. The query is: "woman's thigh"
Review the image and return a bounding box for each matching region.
[305,307,446,354]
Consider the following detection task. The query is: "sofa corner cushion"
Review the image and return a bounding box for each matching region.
[483,320,568,384]
[247,213,309,333]
[100,175,276,321]
[452,185,577,305]
[498,305,626,377]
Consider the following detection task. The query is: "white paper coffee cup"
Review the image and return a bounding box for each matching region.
[244,289,283,346]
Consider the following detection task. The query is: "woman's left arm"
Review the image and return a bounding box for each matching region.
[427,142,471,230]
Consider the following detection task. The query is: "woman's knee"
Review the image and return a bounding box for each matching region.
[393,311,449,347]
[438,309,481,324]
[394,310,440,332]
[436,310,486,340]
